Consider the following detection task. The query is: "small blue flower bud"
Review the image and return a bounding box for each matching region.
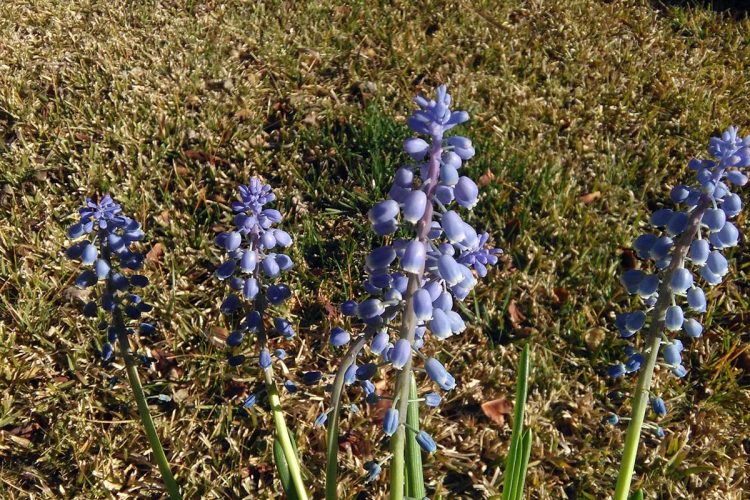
[364,461,382,483]
[341,300,358,316]
[358,298,385,320]
[243,394,257,408]
[454,176,478,209]
[428,309,452,339]
[651,396,667,416]
[259,349,272,369]
[683,318,703,338]
[702,208,726,232]
[302,371,322,385]
[402,190,427,223]
[371,331,390,355]
[315,412,328,427]
[274,317,295,338]
[608,363,626,378]
[650,208,673,228]
[102,342,113,361]
[330,327,351,347]
[686,286,706,312]
[284,380,297,393]
[383,408,399,435]
[369,200,400,225]
[216,260,236,280]
[664,305,684,331]
[243,278,259,300]
[413,288,433,321]
[344,364,357,385]
[226,331,244,347]
[390,339,412,369]
[401,240,426,274]
[670,268,693,293]
[403,138,430,160]
[706,250,728,276]
[356,363,378,381]
[415,430,437,453]
[425,357,455,390]
[424,392,442,407]
[662,341,683,366]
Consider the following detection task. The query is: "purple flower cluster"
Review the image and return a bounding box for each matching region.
[610,127,748,398]
[65,195,153,360]
[332,85,501,447]
[214,179,298,386]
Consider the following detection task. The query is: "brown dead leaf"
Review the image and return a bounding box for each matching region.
[584,327,606,350]
[508,300,526,329]
[620,248,638,270]
[477,168,496,187]
[152,349,181,379]
[552,287,569,304]
[481,397,513,426]
[146,242,164,263]
[207,326,229,348]
[233,108,253,121]
[578,191,601,204]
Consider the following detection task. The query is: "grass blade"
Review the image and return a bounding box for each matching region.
[502,343,531,500]
[514,428,532,500]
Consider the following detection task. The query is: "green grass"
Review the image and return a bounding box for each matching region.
[1,0,750,498]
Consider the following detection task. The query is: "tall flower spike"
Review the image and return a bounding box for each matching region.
[612,127,749,500]
[213,178,308,499]
[64,195,181,499]
[324,86,502,498]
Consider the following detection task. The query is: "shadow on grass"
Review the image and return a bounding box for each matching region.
[651,0,749,17]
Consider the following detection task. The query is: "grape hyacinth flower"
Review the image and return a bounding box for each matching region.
[64,195,181,499]
[324,86,502,499]
[611,127,749,500]
[212,178,308,499]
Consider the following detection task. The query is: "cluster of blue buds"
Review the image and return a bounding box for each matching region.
[65,195,153,360]
[214,178,301,397]
[610,127,749,410]
[331,86,501,460]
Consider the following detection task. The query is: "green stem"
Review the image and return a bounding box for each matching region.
[389,274,420,500]
[256,296,308,500]
[405,373,425,498]
[613,196,710,499]
[325,330,374,500]
[114,309,182,500]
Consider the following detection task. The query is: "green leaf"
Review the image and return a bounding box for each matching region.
[274,436,297,500]
[514,429,532,500]
[405,373,426,498]
[502,343,531,500]
[628,490,644,500]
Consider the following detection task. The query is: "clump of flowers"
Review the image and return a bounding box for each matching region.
[610,127,748,500]
[212,178,307,499]
[65,195,181,499]
[324,85,501,498]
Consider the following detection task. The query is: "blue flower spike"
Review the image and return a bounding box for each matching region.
[323,86,502,496]
[213,178,308,498]
[613,127,749,499]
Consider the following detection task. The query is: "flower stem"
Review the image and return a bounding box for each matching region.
[256,296,308,500]
[113,308,182,500]
[613,196,710,499]
[389,274,420,500]
[325,330,374,500]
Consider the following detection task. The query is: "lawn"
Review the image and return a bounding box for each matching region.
[1,0,749,498]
